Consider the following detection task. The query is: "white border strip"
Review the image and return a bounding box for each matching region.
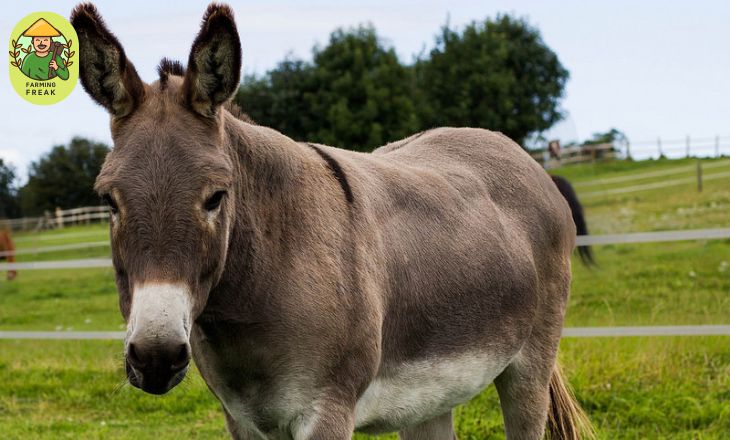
[576,228,730,246]
[0,326,727,340]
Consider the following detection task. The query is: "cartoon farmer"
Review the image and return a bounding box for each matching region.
[20,18,69,81]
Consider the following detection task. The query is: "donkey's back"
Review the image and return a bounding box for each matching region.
[315,127,580,435]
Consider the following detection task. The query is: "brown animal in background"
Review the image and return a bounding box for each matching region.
[0,230,17,281]
[72,3,592,439]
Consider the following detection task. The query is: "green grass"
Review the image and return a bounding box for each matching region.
[0,337,727,439]
[552,157,730,233]
[1,157,729,438]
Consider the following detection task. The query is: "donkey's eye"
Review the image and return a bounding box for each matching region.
[204,191,226,212]
[102,194,119,214]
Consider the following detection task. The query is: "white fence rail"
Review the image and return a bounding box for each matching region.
[1,258,112,270]
[0,206,108,233]
[573,159,730,189]
[535,134,730,169]
[1,325,728,340]
[0,241,108,258]
[532,143,617,168]
[580,169,730,199]
[2,228,730,271]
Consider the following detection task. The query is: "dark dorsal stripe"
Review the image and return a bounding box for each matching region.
[307,144,354,204]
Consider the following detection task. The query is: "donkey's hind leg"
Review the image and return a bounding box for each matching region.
[398,410,457,440]
[493,293,565,439]
[493,348,556,440]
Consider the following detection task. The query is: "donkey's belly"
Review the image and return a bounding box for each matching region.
[354,351,511,433]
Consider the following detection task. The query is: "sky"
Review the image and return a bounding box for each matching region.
[2,0,729,181]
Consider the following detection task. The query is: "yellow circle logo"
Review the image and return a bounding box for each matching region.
[8,11,79,105]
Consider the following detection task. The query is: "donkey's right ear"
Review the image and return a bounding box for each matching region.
[182,3,241,118]
[71,3,145,118]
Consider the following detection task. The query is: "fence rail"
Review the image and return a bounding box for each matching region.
[1,325,728,340]
[0,206,108,233]
[573,159,730,189]
[532,134,730,169]
[580,169,730,199]
[575,228,730,246]
[0,241,109,258]
[531,143,617,168]
[2,228,730,271]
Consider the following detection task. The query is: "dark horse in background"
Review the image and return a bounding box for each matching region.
[0,230,17,280]
[551,176,595,266]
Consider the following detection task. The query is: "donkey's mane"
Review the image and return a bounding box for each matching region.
[156,57,255,124]
[157,57,185,87]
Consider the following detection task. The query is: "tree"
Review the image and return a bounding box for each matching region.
[415,15,569,146]
[237,58,316,142]
[583,128,627,145]
[237,25,418,151]
[306,26,418,150]
[0,159,21,219]
[19,137,109,215]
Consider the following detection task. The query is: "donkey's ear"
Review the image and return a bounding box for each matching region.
[70,3,145,118]
[182,3,241,118]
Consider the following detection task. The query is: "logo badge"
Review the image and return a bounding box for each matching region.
[8,11,79,105]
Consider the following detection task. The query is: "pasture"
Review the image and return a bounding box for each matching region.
[1,157,729,439]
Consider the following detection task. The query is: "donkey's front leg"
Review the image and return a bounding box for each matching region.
[291,397,356,440]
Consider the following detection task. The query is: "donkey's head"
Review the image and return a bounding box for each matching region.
[72,3,242,394]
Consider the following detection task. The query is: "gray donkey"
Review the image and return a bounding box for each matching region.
[71,3,592,439]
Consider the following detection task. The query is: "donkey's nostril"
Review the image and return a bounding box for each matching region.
[126,342,147,370]
[172,344,190,370]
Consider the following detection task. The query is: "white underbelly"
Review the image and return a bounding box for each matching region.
[354,352,510,433]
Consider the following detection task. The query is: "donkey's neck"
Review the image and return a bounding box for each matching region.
[226,115,310,199]
[200,114,333,324]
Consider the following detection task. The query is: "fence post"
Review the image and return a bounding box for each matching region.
[697,161,703,192]
[625,141,631,160]
[658,137,663,157]
[55,207,64,229]
[686,135,691,158]
[716,135,720,158]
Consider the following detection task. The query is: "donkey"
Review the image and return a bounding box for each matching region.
[72,3,591,439]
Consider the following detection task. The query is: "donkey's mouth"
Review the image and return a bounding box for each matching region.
[125,359,189,395]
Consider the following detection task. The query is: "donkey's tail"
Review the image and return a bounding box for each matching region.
[546,363,595,440]
[550,175,596,267]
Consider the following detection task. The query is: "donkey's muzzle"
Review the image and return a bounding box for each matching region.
[125,341,190,395]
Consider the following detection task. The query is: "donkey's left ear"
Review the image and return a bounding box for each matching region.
[71,3,145,118]
[183,3,242,118]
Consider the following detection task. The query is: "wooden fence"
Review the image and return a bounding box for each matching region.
[0,206,108,232]
[531,143,617,169]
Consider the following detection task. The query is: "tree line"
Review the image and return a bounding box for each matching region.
[1,15,569,219]
[0,137,109,218]
[238,15,568,149]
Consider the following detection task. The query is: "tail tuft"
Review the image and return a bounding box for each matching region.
[546,364,595,440]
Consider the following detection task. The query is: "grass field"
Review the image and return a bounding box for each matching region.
[1,157,729,438]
